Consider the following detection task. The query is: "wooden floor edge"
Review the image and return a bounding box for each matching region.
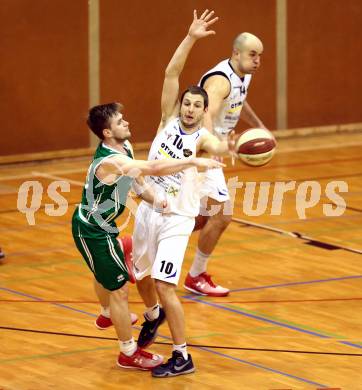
[1,123,362,165]
[0,142,151,165]
[273,122,362,138]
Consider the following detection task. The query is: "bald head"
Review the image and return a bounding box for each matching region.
[230,32,263,76]
[233,32,263,53]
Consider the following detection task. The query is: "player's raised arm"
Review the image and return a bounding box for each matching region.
[158,9,218,131]
[201,75,230,133]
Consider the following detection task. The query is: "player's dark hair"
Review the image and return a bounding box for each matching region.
[87,102,123,139]
[180,86,209,109]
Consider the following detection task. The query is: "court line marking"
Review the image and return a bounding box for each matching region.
[277,140,362,154]
[0,287,97,318]
[1,297,361,305]
[0,345,115,364]
[182,296,362,352]
[4,269,359,343]
[227,156,362,173]
[0,286,328,387]
[183,276,362,341]
[229,275,362,293]
[256,213,362,225]
[195,346,327,388]
[0,168,87,181]
[1,270,86,285]
[220,304,350,340]
[32,171,84,186]
[231,217,362,254]
[4,326,360,356]
[0,325,346,388]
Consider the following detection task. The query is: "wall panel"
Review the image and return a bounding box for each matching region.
[0,0,88,156]
[100,0,276,142]
[2,1,361,155]
[288,0,362,128]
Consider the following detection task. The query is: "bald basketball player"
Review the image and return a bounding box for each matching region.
[184,32,267,296]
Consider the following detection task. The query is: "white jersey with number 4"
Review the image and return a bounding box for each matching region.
[199,59,252,137]
[146,117,208,217]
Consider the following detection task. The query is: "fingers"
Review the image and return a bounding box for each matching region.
[203,10,215,22]
[193,9,197,20]
[229,130,238,142]
[205,16,218,27]
[200,9,209,20]
[209,160,226,168]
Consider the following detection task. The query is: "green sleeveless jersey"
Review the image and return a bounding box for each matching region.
[73,142,134,235]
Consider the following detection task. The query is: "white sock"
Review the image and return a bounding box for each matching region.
[173,343,188,360]
[144,303,160,321]
[101,306,110,318]
[119,338,137,356]
[189,248,209,277]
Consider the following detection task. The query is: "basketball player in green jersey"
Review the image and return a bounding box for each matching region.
[71,102,224,370]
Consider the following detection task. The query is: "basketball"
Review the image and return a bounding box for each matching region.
[236,128,276,167]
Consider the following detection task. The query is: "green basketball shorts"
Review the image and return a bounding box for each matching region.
[72,217,129,291]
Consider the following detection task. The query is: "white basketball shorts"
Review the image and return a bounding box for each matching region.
[200,167,230,202]
[132,201,195,285]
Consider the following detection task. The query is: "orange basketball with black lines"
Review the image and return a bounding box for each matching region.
[236,128,276,167]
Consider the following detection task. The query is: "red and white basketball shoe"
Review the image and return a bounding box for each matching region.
[184,272,229,297]
[95,312,138,330]
[117,235,136,284]
[117,347,163,370]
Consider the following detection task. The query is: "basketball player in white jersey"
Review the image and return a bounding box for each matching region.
[132,10,235,377]
[184,32,267,297]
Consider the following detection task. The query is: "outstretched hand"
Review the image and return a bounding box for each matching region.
[194,157,226,172]
[188,9,218,40]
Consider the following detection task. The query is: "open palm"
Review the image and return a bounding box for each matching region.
[188,9,218,39]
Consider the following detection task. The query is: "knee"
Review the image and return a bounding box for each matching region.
[210,210,232,230]
[111,285,129,303]
[155,280,175,300]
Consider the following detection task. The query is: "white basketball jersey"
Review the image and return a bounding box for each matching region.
[146,118,208,217]
[199,59,252,136]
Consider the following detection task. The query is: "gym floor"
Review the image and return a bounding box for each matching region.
[0,132,361,389]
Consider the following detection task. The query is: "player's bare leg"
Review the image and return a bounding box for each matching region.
[136,276,158,307]
[185,197,231,296]
[151,279,194,378]
[94,278,137,330]
[155,280,185,345]
[110,285,132,340]
[136,276,166,348]
[111,285,163,370]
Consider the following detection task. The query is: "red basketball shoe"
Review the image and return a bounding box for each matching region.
[95,312,138,330]
[117,236,136,284]
[184,272,229,297]
[117,347,163,370]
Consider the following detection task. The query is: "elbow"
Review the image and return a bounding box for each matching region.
[164,67,178,78]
